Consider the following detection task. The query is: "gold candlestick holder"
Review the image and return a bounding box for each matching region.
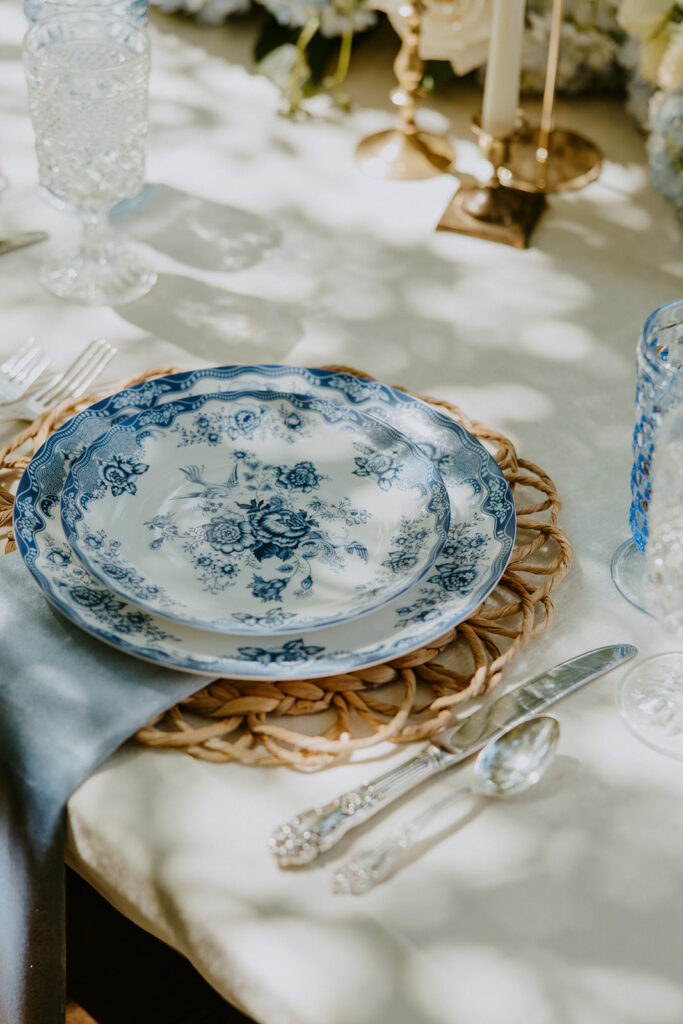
[499,0,601,193]
[438,0,601,246]
[355,0,455,180]
[437,117,546,248]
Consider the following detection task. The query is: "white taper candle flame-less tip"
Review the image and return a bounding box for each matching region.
[481,0,526,139]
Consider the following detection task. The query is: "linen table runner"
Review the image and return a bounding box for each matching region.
[0,552,208,1024]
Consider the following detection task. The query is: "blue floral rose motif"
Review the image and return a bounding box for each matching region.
[428,564,478,594]
[99,455,149,497]
[122,610,151,630]
[440,534,486,561]
[69,585,126,614]
[46,548,71,566]
[229,406,262,437]
[276,461,321,493]
[241,496,316,561]
[193,414,221,445]
[201,514,254,555]
[382,549,418,573]
[353,451,400,490]
[100,562,132,582]
[217,562,238,579]
[237,638,324,664]
[83,533,105,550]
[283,411,304,431]
[249,574,288,602]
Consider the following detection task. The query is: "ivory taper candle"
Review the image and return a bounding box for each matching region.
[481,0,526,138]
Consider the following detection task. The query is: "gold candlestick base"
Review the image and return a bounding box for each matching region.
[499,125,602,193]
[355,0,454,181]
[437,119,546,248]
[355,128,455,180]
[437,175,546,248]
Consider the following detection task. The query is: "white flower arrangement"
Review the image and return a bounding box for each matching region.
[618,2,683,214]
[378,0,493,76]
[647,85,683,214]
[520,0,625,95]
[618,0,683,92]
[149,0,682,216]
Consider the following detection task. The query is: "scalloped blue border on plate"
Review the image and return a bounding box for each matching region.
[13,365,516,680]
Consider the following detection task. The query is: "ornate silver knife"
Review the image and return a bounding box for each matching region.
[269,644,637,866]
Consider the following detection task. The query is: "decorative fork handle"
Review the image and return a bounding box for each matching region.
[269,744,457,866]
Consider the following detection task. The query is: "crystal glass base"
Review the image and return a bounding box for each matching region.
[617,652,683,759]
[611,539,649,613]
[40,242,156,306]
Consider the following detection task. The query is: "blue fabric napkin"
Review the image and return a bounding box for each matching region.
[0,552,209,1024]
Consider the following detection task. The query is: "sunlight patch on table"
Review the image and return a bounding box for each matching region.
[433,383,554,427]
[407,945,554,1024]
[578,965,683,1024]
[520,320,595,361]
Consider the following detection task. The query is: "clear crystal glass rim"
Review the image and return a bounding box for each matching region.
[639,297,683,373]
[23,12,149,71]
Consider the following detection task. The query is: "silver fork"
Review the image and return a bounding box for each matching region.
[0,338,117,422]
[0,338,53,404]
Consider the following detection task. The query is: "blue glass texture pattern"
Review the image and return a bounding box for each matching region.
[630,298,683,552]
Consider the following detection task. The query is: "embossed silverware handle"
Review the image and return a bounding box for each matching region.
[269,744,456,866]
[332,787,470,894]
[269,645,637,867]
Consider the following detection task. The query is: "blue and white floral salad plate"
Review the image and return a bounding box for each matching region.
[60,390,450,634]
[13,365,516,681]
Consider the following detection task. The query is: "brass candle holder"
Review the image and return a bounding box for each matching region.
[499,0,602,193]
[437,118,546,248]
[355,0,455,180]
[438,0,601,246]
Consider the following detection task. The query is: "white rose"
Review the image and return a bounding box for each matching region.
[618,0,673,37]
[657,23,683,90]
[618,0,683,89]
[375,0,493,75]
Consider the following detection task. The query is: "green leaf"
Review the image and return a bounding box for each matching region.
[254,16,298,63]
[421,59,456,94]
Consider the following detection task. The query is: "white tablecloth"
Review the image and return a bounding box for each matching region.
[1,6,682,1022]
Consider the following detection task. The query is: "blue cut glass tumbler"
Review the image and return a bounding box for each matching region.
[617,405,683,759]
[611,298,683,610]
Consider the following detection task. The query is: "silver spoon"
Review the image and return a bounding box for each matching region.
[332,715,560,895]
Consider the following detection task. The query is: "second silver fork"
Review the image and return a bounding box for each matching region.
[0,338,117,422]
[0,337,52,403]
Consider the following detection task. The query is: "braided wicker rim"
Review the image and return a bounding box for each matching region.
[0,365,572,770]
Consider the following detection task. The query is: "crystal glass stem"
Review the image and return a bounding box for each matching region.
[23,13,156,306]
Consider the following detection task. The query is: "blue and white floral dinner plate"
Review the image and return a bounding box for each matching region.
[13,365,516,681]
[60,390,450,634]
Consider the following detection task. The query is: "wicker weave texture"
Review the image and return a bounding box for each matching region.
[0,366,572,769]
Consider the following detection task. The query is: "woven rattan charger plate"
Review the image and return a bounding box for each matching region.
[0,365,572,770]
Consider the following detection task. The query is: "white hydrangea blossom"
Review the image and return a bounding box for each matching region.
[519,0,625,94]
[647,85,683,215]
[260,0,376,37]
[153,0,251,20]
